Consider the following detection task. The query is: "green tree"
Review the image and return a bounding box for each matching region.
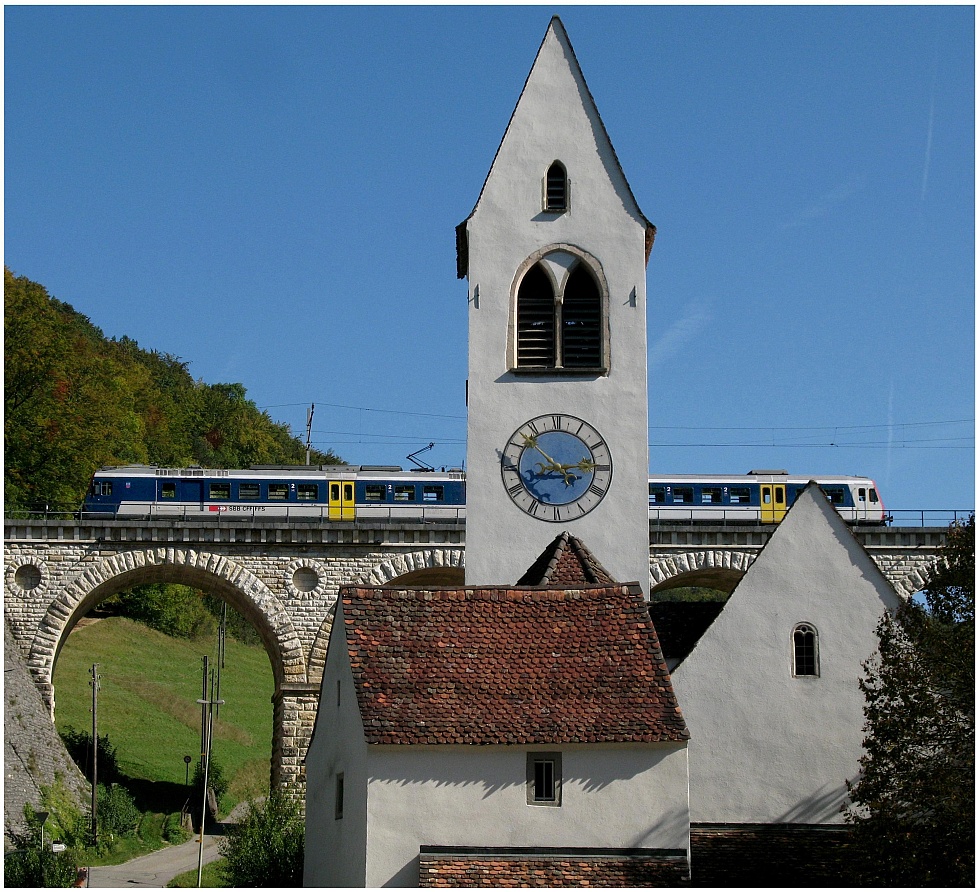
[4,268,342,512]
[845,516,974,885]
[219,790,304,887]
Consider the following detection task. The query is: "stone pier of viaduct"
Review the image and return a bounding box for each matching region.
[3,515,944,796]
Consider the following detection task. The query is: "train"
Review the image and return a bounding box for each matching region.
[82,464,887,525]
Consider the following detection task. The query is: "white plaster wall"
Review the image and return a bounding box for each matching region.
[463,22,652,594]
[304,601,369,887]
[671,485,901,824]
[363,742,690,887]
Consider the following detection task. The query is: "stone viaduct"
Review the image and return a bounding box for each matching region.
[3,515,945,795]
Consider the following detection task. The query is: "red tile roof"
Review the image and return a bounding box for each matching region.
[341,584,689,746]
[419,851,690,887]
[516,532,616,587]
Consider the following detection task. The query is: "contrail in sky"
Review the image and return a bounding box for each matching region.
[921,70,938,201]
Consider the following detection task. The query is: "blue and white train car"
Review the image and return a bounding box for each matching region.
[648,470,885,524]
[83,465,885,524]
[83,465,467,522]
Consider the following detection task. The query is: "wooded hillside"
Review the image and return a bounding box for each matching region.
[4,267,342,511]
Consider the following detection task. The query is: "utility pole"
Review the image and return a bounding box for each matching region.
[305,403,315,465]
[196,662,224,887]
[89,664,100,847]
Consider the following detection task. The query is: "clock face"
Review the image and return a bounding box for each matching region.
[501,414,613,522]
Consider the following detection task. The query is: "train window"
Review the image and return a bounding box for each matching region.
[92,481,113,496]
[240,483,260,500]
[701,487,722,504]
[858,488,866,503]
[394,485,415,502]
[344,483,353,501]
[869,488,879,504]
[729,487,750,504]
[365,485,386,502]
[161,483,176,499]
[821,486,845,505]
[209,483,231,500]
[673,487,694,504]
[649,485,667,505]
[423,485,445,502]
[269,484,289,501]
[297,484,318,501]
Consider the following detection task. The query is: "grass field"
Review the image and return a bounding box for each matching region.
[53,617,274,810]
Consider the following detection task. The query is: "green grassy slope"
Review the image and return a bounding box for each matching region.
[53,618,274,804]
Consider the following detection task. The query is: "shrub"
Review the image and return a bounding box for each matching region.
[219,790,304,887]
[97,783,141,837]
[4,804,79,888]
[60,727,120,786]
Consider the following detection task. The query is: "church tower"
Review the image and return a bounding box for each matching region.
[458,17,656,595]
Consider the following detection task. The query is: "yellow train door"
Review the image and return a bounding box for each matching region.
[328,481,355,520]
[760,484,787,522]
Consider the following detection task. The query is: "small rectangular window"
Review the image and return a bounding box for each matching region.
[268,484,289,501]
[209,483,231,500]
[649,485,666,505]
[365,484,386,502]
[423,485,444,502]
[297,484,318,501]
[94,481,113,496]
[701,487,722,505]
[672,486,694,504]
[161,483,176,499]
[729,487,750,504]
[334,772,344,820]
[527,752,561,806]
[239,483,260,500]
[869,488,879,504]
[394,485,415,502]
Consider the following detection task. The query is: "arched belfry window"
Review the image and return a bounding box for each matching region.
[516,265,556,367]
[793,623,819,677]
[561,266,601,368]
[544,162,568,212]
[514,251,606,372]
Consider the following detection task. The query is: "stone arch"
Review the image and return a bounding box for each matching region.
[29,548,306,716]
[353,548,465,588]
[304,549,465,685]
[649,550,757,595]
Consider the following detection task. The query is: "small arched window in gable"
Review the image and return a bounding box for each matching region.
[516,264,556,367]
[544,162,568,212]
[793,623,819,677]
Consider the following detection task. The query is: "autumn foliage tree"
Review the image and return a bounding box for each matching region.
[4,268,341,511]
[845,515,974,885]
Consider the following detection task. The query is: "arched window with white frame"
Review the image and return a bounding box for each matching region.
[792,623,819,677]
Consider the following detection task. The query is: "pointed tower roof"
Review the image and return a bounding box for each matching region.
[516,531,617,587]
[456,15,655,278]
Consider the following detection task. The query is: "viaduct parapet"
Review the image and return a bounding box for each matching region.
[4,516,944,794]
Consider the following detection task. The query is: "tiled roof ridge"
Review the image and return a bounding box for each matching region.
[515,531,617,586]
[343,583,630,601]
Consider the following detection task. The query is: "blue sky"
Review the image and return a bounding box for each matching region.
[5,5,974,514]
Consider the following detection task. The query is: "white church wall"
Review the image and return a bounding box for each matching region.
[304,603,370,887]
[671,485,901,824]
[363,742,691,887]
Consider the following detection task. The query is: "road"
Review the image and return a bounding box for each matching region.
[85,816,230,888]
